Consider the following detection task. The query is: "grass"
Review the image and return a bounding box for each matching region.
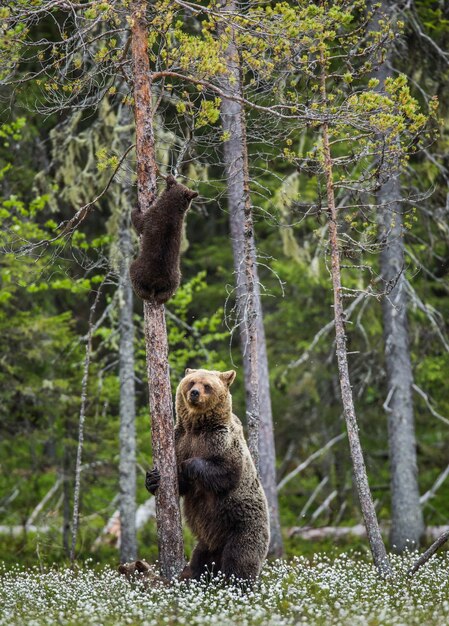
[1,551,449,625]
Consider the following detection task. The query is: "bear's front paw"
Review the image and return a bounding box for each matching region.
[145,467,160,495]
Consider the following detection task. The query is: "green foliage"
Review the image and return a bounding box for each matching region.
[132,271,229,393]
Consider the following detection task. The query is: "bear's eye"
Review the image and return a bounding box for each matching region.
[204,384,212,393]
[188,381,195,390]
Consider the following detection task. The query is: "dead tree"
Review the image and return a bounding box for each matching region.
[370,0,425,552]
[218,0,283,556]
[409,528,449,576]
[115,102,138,564]
[378,160,425,552]
[70,285,103,564]
[129,0,184,579]
[320,52,392,577]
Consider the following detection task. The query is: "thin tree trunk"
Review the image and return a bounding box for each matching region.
[130,0,184,579]
[257,318,284,556]
[408,529,449,576]
[374,0,424,552]
[115,102,138,564]
[320,61,391,577]
[218,0,283,556]
[70,286,103,564]
[277,433,345,492]
[62,442,72,556]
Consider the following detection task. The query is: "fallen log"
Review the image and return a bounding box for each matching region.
[92,497,156,550]
[288,524,449,543]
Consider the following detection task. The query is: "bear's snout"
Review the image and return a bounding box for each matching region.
[189,388,200,404]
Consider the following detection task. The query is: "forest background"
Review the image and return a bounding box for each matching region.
[0,0,448,571]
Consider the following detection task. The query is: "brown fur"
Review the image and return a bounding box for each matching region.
[146,368,270,582]
[118,560,169,588]
[129,175,198,304]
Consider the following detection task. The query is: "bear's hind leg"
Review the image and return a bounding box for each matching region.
[129,262,156,301]
[186,542,222,581]
[153,278,178,305]
[153,287,176,305]
[221,536,262,582]
[131,208,145,235]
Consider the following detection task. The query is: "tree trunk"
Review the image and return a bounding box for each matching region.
[115,102,138,564]
[320,60,391,576]
[378,176,424,551]
[257,319,284,556]
[218,0,283,556]
[62,441,72,557]
[130,0,184,579]
[373,0,424,552]
[70,286,102,564]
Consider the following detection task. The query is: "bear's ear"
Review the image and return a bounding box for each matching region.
[185,368,197,376]
[135,560,151,573]
[166,174,177,188]
[220,370,236,388]
[186,189,199,201]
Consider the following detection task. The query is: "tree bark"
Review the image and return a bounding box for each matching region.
[320,60,391,577]
[218,0,283,556]
[130,0,184,579]
[115,102,138,564]
[373,0,425,552]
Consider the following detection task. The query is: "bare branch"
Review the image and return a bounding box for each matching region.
[420,464,449,505]
[310,490,338,524]
[408,12,449,65]
[406,283,449,353]
[412,384,449,428]
[283,292,365,374]
[408,529,449,576]
[165,309,212,362]
[26,477,63,529]
[59,143,136,236]
[298,476,329,521]
[277,434,345,492]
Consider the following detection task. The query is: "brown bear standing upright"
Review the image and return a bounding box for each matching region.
[130,175,198,304]
[146,368,270,582]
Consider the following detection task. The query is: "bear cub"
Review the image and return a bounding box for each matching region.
[130,175,198,304]
[146,368,270,582]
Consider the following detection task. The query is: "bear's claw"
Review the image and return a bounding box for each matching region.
[145,467,161,494]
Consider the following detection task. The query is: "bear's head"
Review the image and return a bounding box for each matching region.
[118,560,168,588]
[165,174,198,212]
[177,368,236,416]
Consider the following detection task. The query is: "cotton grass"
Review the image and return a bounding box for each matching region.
[1,552,448,625]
